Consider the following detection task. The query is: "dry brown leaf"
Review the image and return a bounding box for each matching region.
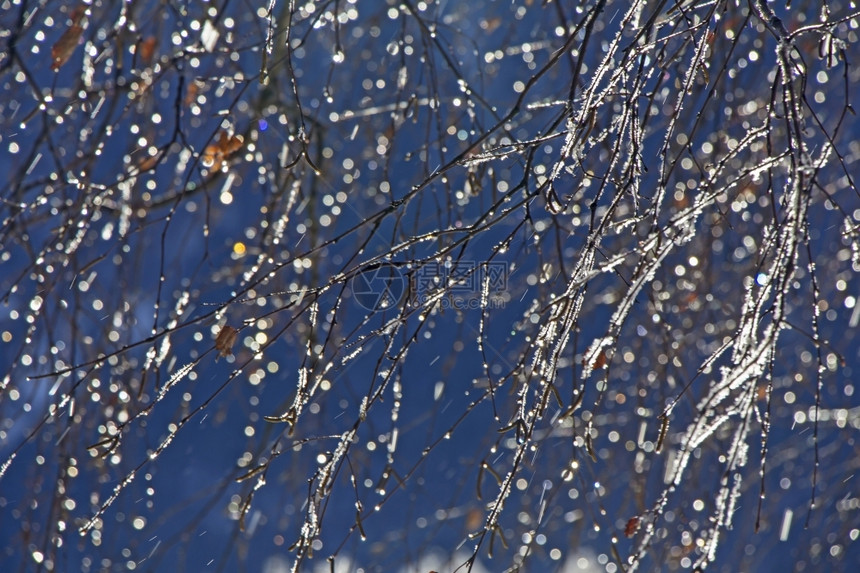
[582,349,607,370]
[137,154,160,173]
[214,325,238,358]
[624,516,640,537]
[51,24,83,71]
[51,6,86,71]
[184,80,200,107]
[139,36,158,65]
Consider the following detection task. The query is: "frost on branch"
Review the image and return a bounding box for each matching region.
[2,1,858,572]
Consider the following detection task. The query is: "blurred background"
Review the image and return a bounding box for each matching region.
[2,1,859,571]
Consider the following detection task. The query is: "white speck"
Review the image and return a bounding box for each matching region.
[779,508,793,541]
[201,20,219,52]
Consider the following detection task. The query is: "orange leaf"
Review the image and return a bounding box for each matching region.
[202,131,244,171]
[220,132,244,155]
[139,36,158,65]
[201,143,223,171]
